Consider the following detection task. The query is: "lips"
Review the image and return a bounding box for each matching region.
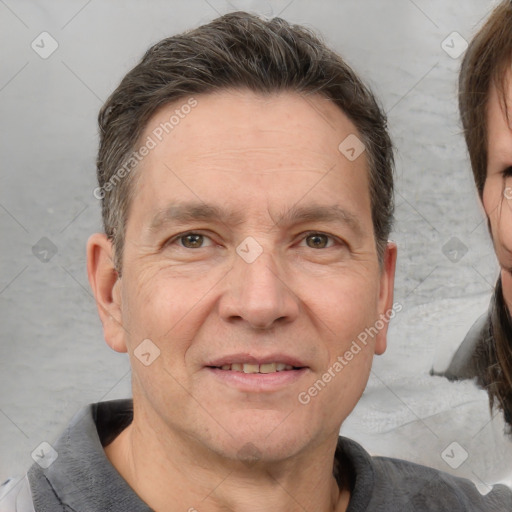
[206,354,307,374]
[205,354,308,392]
[213,362,296,373]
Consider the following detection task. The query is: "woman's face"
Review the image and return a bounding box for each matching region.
[484,71,512,310]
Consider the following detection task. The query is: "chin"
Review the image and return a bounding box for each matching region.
[206,411,320,463]
[220,433,310,464]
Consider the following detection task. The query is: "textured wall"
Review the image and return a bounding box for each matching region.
[1,0,509,489]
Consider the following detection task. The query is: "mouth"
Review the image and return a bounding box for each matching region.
[205,355,308,391]
[207,362,303,374]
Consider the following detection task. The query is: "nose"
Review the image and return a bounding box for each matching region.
[218,246,300,330]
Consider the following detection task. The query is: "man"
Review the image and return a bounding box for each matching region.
[1,11,511,512]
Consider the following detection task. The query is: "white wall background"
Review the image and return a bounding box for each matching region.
[1,0,510,491]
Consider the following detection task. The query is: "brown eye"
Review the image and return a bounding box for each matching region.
[180,234,204,248]
[305,233,330,249]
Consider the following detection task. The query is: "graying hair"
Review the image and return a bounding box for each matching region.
[97,11,394,272]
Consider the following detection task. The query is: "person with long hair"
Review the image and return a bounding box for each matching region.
[444,0,512,430]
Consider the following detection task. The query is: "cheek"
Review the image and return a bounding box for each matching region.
[120,273,205,395]
[497,213,512,254]
[483,181,512,265]
[120,267,203,346]
[304,272,380,352]
[332,272,379,322]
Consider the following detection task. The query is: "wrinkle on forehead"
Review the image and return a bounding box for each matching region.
[165,147,341,178]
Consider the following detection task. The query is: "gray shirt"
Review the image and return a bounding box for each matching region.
[1,399,511,511]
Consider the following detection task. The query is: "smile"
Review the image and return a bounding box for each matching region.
[211,363,299,373]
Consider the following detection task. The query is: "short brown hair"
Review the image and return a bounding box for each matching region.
[458,0,512,429]
[97,11,394,271]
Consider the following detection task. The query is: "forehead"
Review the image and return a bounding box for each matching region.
[487,70,512,164]
[141,89,361,164]
[132,89,371,222]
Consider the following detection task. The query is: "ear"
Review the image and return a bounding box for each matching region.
[374,241,398,355]
[86,233,127,353]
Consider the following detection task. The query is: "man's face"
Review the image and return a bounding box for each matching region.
[485,72,512,308]
[108,90,395,461]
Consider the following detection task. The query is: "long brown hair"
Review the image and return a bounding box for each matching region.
[459,1,512,429]
[475,278,512,430]
[459,1,512,196]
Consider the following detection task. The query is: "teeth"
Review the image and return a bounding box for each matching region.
[259,363,277,374]
[217,363,296,373]
[242,363,260,374]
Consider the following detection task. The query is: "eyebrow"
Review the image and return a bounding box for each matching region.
[148,201,364,237]
[149,203,244,232]
[273,203,363,236]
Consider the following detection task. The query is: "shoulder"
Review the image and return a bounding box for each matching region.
[371,455,511,511]
[438,310,490,381]
[22,399,149,512]
[337,436,512,511]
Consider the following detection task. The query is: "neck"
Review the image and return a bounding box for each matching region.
[104,405,350,512]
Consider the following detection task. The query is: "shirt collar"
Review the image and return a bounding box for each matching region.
[35,399,375,512]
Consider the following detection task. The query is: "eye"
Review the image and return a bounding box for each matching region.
[174,232,212,249]
[302,232,335,249]
[502,168,512,203]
